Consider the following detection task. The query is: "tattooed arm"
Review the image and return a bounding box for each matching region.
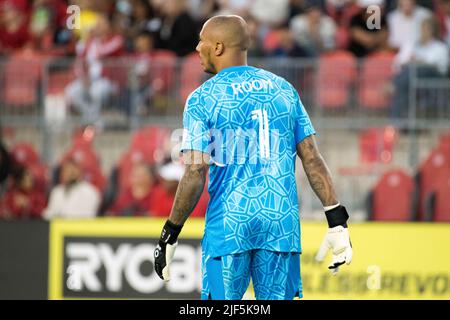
[297,135,338,207]
[168,150,209,225]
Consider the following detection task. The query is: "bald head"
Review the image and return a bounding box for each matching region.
[196,15,250,74]
[202,15,250,51]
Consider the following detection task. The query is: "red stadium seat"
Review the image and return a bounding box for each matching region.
[316,50,357,109]
[358,51,396,109]
[439,131,450,157]
[3,52,46,107]
[116,151,154,193]
[114,126,171,193]
[359,126,397,164]
[432,170,450,222]
[180,52,204,103]
[151,50,177,93]
[370,169,415,221]
[129,125,171,160]
[417,147,450,220]
[10,142,41,166]
[60,143,105,191]
[102,57,130,89]
[46,69,75,95]
[10,142,48,190]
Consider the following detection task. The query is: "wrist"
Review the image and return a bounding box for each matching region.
[159,219,183,245]
[325,205,349,228]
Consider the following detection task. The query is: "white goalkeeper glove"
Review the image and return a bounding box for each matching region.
[315,205,353,276]
[154,220,183,281]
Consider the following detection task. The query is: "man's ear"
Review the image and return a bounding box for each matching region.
[214,42,224,56]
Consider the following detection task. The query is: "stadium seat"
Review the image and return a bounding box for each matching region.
[102,57,130,89]
[9,142,48,191]
[358,51,396,109]
[129,125,171,160]
[59,141,105,191]
[368,169,415,221]
[416,147,450,220]
[316,50,357,109]
[180,52,205,103]
[46,68,75,95]
[111,126,171,195]
[10,142,41,166]
[151,50,177,93]
[3,52,46,107]
[430,170,450,222]
[359,126,397,164]
[439,131,450,157]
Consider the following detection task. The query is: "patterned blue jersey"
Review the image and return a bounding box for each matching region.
[181,65,315,258]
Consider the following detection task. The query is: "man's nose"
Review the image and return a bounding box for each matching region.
[196,43,200,52]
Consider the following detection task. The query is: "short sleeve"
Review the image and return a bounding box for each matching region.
[180,90,210,154]
[293,88,315,145]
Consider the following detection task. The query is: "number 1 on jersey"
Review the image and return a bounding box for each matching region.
[251,109,270,159]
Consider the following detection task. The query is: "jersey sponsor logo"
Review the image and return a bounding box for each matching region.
[230,79,274,95]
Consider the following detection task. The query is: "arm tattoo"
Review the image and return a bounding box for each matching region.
[297,136,338,207]
[169,162,207,226]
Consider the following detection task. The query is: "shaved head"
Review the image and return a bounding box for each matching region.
[202,15,250,51]
[196,15,250,74]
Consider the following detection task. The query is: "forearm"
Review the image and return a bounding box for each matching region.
[168,165,207,225]
[302,155,339,207]
[297,136,338,207]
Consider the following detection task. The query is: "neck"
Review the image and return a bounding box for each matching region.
[215,52,248,74]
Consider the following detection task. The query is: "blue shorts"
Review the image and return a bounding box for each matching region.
[201,249,302,300]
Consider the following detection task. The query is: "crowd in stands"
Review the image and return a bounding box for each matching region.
[1,0,449,59]
[0,0,448,123]
[0,0,450,221]
[0,125,209,219]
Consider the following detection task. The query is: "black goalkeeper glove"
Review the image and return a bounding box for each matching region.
[154,220,183,281]
[315,205,353,275]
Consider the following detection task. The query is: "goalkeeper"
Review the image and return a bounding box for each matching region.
[154,15,352,300]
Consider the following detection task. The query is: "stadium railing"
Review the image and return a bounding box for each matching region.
[1,55,449,218]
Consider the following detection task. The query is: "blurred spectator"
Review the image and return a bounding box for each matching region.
[0,0,31,54]
[155,0,198,56]
[28,0,73,55]
[65,13,124,128]
[443,0,450,45]
[3,165,46,219]
[290,0,337,57]
[187,0,217,21]
[213,0,252,16]
[0,136,11,187]
[250,0,290,27]
[107,162,156,216]
[387,0,432,58]
[288,0,308,19]
[247,16,265,57]
[151,161,206,217]
[129,31,166,116]
[348,0,389,57]
[267,26,308,57]
[123,0,161,50]
[151,161,184,216]
[391,17,449,118]
[44,158,100,219]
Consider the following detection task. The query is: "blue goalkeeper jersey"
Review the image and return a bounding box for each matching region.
[180,65,315,258]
